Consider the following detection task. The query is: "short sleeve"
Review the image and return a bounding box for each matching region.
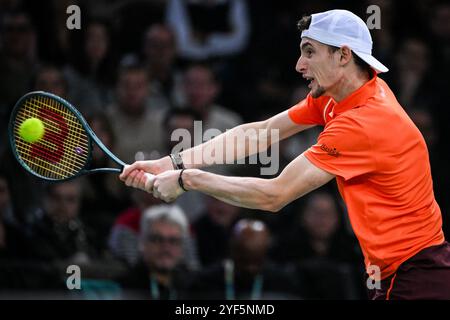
[288,94,332,126]
[303,115,376,180]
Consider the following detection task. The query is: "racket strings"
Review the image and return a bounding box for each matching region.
[13,95,90,179]
[17,105,89,162]
[15,112,88,164]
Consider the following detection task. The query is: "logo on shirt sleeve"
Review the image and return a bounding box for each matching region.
[320,144,340,157]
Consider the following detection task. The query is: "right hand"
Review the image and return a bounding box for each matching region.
[119,156,174,181]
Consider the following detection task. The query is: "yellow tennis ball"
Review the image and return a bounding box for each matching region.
[19,117,45,143]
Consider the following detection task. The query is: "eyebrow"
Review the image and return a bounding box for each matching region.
[301,42,314,51]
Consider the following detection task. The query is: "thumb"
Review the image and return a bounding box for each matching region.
[144,173,155,192]
[120,161,147,180]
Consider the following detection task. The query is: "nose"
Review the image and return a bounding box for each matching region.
[295,55,306,73]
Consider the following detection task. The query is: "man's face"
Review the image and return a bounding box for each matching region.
[207,197,240,228]
[85,23,109,63]
[141,221,184,273]
[301,194,339,241]
[183,67,218,111]
[231,229,270,276]
[296,37,343,98]
[35,68,67,98]
[117,70,149,114]
[2,14,35,58]
[144,26,176,69]
[44,182,81,224]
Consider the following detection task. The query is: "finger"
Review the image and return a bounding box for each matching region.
[138,172,151,192]
[120,161,146,180]
[131,170,145,189]
[144,173,155,192]
[125,170,139,187]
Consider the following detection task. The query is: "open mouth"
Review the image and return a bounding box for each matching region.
[304,76,315,89]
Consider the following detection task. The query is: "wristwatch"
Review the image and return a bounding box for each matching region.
[169,153,185,170]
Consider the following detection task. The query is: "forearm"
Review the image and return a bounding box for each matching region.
[180,121,271,169]
[180,154,334,212]
[182,169,282,212]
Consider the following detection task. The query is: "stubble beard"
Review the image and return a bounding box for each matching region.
[311,85,326,98]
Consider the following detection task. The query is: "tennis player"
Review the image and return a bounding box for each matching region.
[120,10,450,299]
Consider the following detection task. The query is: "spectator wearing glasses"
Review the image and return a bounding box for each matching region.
[118,204,194,299]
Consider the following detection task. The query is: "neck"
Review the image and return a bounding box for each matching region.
[328,69,371,102]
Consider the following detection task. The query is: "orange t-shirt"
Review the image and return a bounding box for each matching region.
[288,75,445,279]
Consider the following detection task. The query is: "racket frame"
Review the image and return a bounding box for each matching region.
[9,91,126,182]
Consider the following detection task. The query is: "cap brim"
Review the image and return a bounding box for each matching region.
[354,51,389,73]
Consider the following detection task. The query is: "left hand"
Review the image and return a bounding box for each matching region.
[152,170,185,202]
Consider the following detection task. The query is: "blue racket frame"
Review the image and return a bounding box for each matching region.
[9,91,126,182]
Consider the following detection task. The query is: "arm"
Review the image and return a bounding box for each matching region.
[137,153,334,212]
[120,110,315,176]
[183,153,334,212]
[180,110,314,169]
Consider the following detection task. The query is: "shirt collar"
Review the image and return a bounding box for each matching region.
[333,71,378,115]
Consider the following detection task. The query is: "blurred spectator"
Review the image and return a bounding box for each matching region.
[176,63,243,176]
[143,24,183,109]
[106,64,166,163]
[0,11,38,110]
[427,1,450,158]
[365,0,396,71]
[389,37,433,108]
[121,23,182,110]
[109,189,164,267]
[188,219,300,299]
[25,180,96,264]
[273,191,361,265]
[272,191,364,299]
[113,0,167,55]
[193,197,241,267]
[180,63,242,132]
[166,0,250,61]
[65,19,117,111]
[32,64,68,98]
[118,204,193,299]
[429,1,450,68]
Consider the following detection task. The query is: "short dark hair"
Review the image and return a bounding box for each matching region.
[162,107,202,129]
[183,62,219,84]
[117,62,148,83]
[297,15,372,76]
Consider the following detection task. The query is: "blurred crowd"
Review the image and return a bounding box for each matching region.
[0,0,449,300]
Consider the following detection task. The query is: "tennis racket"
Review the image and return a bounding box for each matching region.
[8,91,154,182]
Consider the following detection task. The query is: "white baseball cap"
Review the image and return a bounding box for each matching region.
[301,9,389,73]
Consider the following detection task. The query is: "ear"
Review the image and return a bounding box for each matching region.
[339,46,353,66]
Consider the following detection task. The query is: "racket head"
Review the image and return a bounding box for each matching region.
[8,91,93,181]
